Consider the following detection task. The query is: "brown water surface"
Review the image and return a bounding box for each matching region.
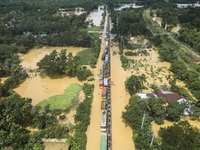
[111,45,135,150]
[86,13,106,150]
[14,75,82,106]
[152,116,200,136]
[43,143,69,150]
[0,77,8,84]
[86,5,104,26]
[19,46,87,69]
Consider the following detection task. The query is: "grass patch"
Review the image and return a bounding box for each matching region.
[36,83,82,110]
[76,48,93,65]
[80,26,100,32]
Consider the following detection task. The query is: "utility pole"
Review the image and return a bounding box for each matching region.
[68,121,71,135]
[151,134,155,145]
[141,112,146,129]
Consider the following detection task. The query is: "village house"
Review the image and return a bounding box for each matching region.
[137,87,191,115]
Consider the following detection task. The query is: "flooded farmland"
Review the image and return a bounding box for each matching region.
[14,46,87,106]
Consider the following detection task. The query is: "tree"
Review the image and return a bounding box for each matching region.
[125,75,142,95]
[147,97,166,124]
[166,100,184,121]
[76,66,92,81]
[159,121,200,150]
[122,95,144,131]
[169,60,187,80]
[0,94,32,129]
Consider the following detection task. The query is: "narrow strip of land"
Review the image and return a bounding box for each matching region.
[144,9,200,58]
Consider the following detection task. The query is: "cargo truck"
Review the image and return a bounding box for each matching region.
[99,76,103,88]
[102,87,107,99]
[101,110,107,132]
[101,99,106,110]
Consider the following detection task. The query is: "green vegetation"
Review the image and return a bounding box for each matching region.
[125,51,137,56]
[0,94,44,149]
[166,100,185,122]
[67,83,94,149]
[125,75,143,95]
[76,48,93,65]
[125,74,147,95]
[36,83,82,110]
[122,95,161,149]
[77,66,93,81]
[147,97,166,124]
[80,26,100,32]
[159,121,200,150]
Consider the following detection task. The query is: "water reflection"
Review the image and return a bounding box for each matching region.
[114,3,143,11]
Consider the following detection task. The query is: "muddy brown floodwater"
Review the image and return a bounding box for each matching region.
[86,5,104,26]
[86,14,106,150]
[19,46,87,69]
[14,46,87,106]
[43,143,69,150]
[152,116,200,136]
[111,45,135,150]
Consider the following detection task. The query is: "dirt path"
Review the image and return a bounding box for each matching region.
[86,15,107,150]
[110,47,135,149]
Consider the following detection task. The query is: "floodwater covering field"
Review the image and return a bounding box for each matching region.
[15,46,87,106]
[19,46,87,69]
[86,5,104,26]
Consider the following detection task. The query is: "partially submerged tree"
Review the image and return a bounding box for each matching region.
[125,75,142,95]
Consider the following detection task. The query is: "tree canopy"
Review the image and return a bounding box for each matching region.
[159,121,200,150]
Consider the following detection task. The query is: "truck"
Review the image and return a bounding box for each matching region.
[101,110,107,132]
[101,99,106,110]
[102,53,106,60]
[104,49,108,54]
[99,76,103,88]
[104,54,109,64]
[100,133,107,150]
[104,78,108,87]
[102,87,107,99]
[106,41,108,47]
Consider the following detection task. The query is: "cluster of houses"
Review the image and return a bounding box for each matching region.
[137,87,192,115]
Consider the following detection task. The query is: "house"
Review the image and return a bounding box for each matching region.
[137,87,192,115]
